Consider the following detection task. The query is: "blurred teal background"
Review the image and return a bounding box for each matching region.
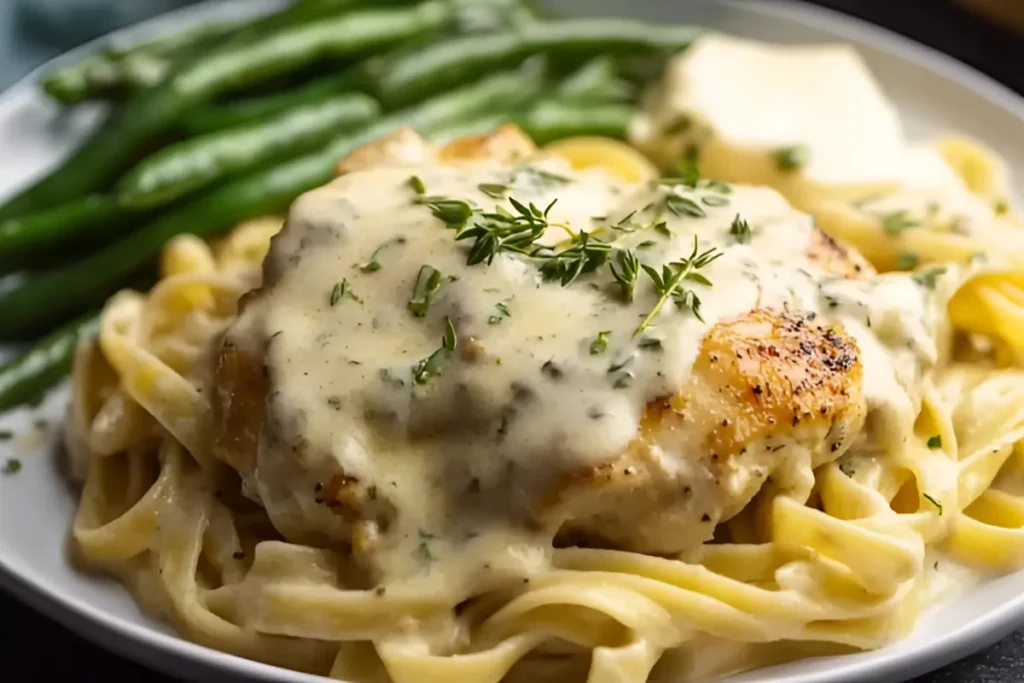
[0,0,198,89]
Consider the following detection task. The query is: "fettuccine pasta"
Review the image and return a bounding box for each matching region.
[67,33,1024,683]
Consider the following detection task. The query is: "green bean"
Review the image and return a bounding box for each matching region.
[0,197,138,275]
[181,68,369,134]
[118,93,380,209]
[554,56,631,103]
[516,100,636,145]
[372,17,698,108]
[0,1,451,222]
[0,313,100,413]
[521,19,700,55]
[41,20,240,105]
[371,33,526,109]
[0,68,543,338]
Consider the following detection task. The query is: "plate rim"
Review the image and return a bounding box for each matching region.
[1,1,1024,682]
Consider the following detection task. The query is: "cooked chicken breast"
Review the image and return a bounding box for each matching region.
[212,127,933,591]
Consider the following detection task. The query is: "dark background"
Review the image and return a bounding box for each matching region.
[2,0,1024,681]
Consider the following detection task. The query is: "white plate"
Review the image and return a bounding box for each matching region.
[1,1,1023,682]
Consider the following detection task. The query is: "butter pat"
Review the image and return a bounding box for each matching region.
[632,34,911,200]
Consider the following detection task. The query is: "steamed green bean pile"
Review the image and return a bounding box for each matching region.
[0,0,700,411]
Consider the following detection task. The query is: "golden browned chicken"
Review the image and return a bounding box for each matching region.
[212,125,872,584]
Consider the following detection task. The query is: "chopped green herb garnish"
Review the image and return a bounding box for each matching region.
[488,301,511,325]
[0,430,12,441]
[329,279,361,306]
[912,266,947,289]
[852,194,882,209]
[705,180,732,195]
[729,214,751,244]
[634,237,722,337]
[927,434,942,449]
[995,199,1010,216]
[773,145,809,172]
[412,317,457,385]
[922,492,943,515]
[416,529,436,565]
[514,166,571,189]
[638,337,663,352]
[609,211,639,233]
[664,193,706,219]
[701,195,729,207]
[418,195,474,228]
[408,265,445,317]
[653,221,672,237]
[408,175,426,195]
[478,183,508,199]
[882,210,920,235]
[897,252,920,270]
[636,240,657,250]
[664,113,693,135]
[359,237,405,273]
[2,458,21,475]
[609,249,640,302]
[590,330,612,355]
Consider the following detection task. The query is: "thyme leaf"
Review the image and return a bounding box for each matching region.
[408,265,445,317]
[609,249,640,302]
[590,330,612,355]
[773,145,809,172]
[412,317,457,385]
[329,279,361,306]
[729,214,751,244]
[418,195,474,229]
[882,210,920,235]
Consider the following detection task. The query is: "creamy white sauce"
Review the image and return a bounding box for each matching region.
[222,158,944,597]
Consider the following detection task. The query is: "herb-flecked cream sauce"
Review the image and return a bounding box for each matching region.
[225,158,943,593]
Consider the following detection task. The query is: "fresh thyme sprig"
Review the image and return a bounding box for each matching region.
[408,265,445,316]
[634,237,722,337]
[456,197,555,266]
[609,248,640,302]
[412,317,457,384]
[538,230,613,286]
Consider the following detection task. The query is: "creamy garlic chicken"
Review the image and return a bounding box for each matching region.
[212,131,950,599]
